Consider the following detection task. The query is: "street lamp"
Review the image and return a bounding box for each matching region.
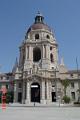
[57,95,61,107]
[54,67,58,102]
[76,57,80,102]
[0,65,2,73]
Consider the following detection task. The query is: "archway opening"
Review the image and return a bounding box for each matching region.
[50,53,54,62]
[33,47,41,62]
[31,82,40,103]
[35,34,39,39]
[52,92,56,102]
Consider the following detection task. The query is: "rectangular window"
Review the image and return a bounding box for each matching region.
[71,82,74,88]
[70,74,73,77]
[18,83,22,88]
[71,92,75,100]
[6,85,8,89]
[27,46,29,59]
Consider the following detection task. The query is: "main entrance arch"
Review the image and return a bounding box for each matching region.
[31,82,40,103]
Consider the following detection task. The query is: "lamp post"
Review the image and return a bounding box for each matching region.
[57,95,61,107]
[34,92,35,107]
[76,57,80,102]
[0,65,2,74]
[54,67,61,106]
[54,67,58,102]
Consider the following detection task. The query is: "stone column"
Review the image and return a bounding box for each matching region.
[25,46,30,60]
[25,46,29,60]
[46,45,49,59]
[41,79,46,104]
[14,81,18,103]
[49,81,52,102]
[46,80,50,103]
[55,79,58,101]
[25,80,30,104]
[25,47,27,60]
[42,45,44,58]
[29,46,32,60]
[22,81,25,104]
[42,45,46,59]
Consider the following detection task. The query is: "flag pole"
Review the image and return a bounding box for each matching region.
[76,57,79,78]
[76,57,80,102]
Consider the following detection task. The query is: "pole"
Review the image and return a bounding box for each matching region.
[54,68,57,102]
[34,92,35,107]
[76,57,80,102]
[0,65,1,80]
[76,57,79,78]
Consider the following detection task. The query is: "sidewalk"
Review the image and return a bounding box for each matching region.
[8,102,74,107]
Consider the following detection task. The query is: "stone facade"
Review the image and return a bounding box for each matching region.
[0,73,14,92]
[13,12,80,104]
[0,72,14,103]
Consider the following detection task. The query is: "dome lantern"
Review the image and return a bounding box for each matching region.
[35,11,44,23]
[27,12,52,33]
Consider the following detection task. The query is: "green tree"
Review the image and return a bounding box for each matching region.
[61,79,70,96]
[77,88,80,102]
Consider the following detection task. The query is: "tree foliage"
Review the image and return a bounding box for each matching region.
[61,79,70,96]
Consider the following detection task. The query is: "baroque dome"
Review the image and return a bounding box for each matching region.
[27,23,52,33]
[27,12,52,33]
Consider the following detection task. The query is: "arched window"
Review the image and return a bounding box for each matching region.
[46,34,50,39]
[50,46,52,50]
[35,34,39,39]
[50,53,54,62]
[33,47,41,62]
[27,46,29,59]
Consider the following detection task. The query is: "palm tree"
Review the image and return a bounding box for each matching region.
[61,79,70,96]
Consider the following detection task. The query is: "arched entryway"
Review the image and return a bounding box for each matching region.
[31,82,40,103]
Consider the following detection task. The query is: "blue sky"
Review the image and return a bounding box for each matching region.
[0,0,80,72]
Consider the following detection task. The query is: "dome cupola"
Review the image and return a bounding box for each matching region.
[35,11,44,23]
[27,12,52,33]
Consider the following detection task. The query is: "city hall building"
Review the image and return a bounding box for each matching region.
[13,12,80,104]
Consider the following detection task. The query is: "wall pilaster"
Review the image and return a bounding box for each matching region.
[41,79,46,104]
[25,80,30,104]
[22,80,26,104]
[14,81,18,103]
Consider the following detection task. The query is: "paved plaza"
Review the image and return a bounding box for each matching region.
[0,106,80,120]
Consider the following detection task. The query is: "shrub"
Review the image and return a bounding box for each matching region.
[0,93,2,103]
[74,102,80,106]
[6,92,14,103]
[74,102,80,104]
[0,92,14,104]
[63,96,70,103]
[6,93,11,103]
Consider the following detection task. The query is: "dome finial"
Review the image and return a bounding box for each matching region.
[35,11,44,23]
[37,11,42,16]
